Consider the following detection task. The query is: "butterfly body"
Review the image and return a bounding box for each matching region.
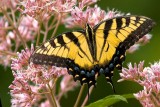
[30,15,155,88]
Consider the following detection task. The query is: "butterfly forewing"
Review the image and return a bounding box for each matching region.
[30,31,94,68]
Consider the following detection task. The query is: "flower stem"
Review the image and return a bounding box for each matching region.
[43,87,55,107]
[0,50,17,56]
[81,85,94,107]
[74,85,85,107]
[43,26,49,43]
[36,21,42,46]
[0,8,27,48]
[47,83,58,107]
[150,93,160,107]
[51,14,62,38]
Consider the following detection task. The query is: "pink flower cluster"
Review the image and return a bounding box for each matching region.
[19,0,97,22]
[65,8,125,28]
[119,61,160,107]
[0,17,12,66]
[0,0,18,9]
[19,0,51,20]
[9,72,41,107]
[9,16,38,42]
[127,34,152,53]
[9,45,78,106]
[9,45,64,106]
[0,14,38,66]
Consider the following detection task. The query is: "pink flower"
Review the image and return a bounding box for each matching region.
[51,0,77,13]
[40,100,51,107]
[119,61,160,107]
[11,44,67,82]
[19,0,77,20]
[9,71,41,107]
[78,0,97,9]
[0,0,18,9]
[60,74,78,91]
[19,15,38,40]
[57,74,79,100]
[11,44,34,71]
[127,44,140,53]
[19,0,51,19]
[26,63,67,85]
[8,15,38,43]
[133,87,154,107]
[127,34,152,53]
[0,17,10,50]
[0,17,8,36]
[19,0,97,22]
[138,34,152,44]
[39,99,60,107]
[118,61,144,82]
[64,7,124,28]
[0,17,12,66]
[105,9,126,19]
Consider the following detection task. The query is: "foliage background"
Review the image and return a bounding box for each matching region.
[0,0,160,107]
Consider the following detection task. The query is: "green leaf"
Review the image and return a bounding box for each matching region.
[86,94,134,107]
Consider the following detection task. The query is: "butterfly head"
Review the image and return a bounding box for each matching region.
[85,23,92,29]
[85,23,94,35]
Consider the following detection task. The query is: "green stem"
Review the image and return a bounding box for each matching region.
[74,85,85,107]
[47,83,58,107]
[51,14,62,38]
[1,8,27,48]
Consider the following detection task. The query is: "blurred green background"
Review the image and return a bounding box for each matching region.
[0,0,160,107]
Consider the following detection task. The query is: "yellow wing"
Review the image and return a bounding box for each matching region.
[30,31,94,69]
[94,16,155,69]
